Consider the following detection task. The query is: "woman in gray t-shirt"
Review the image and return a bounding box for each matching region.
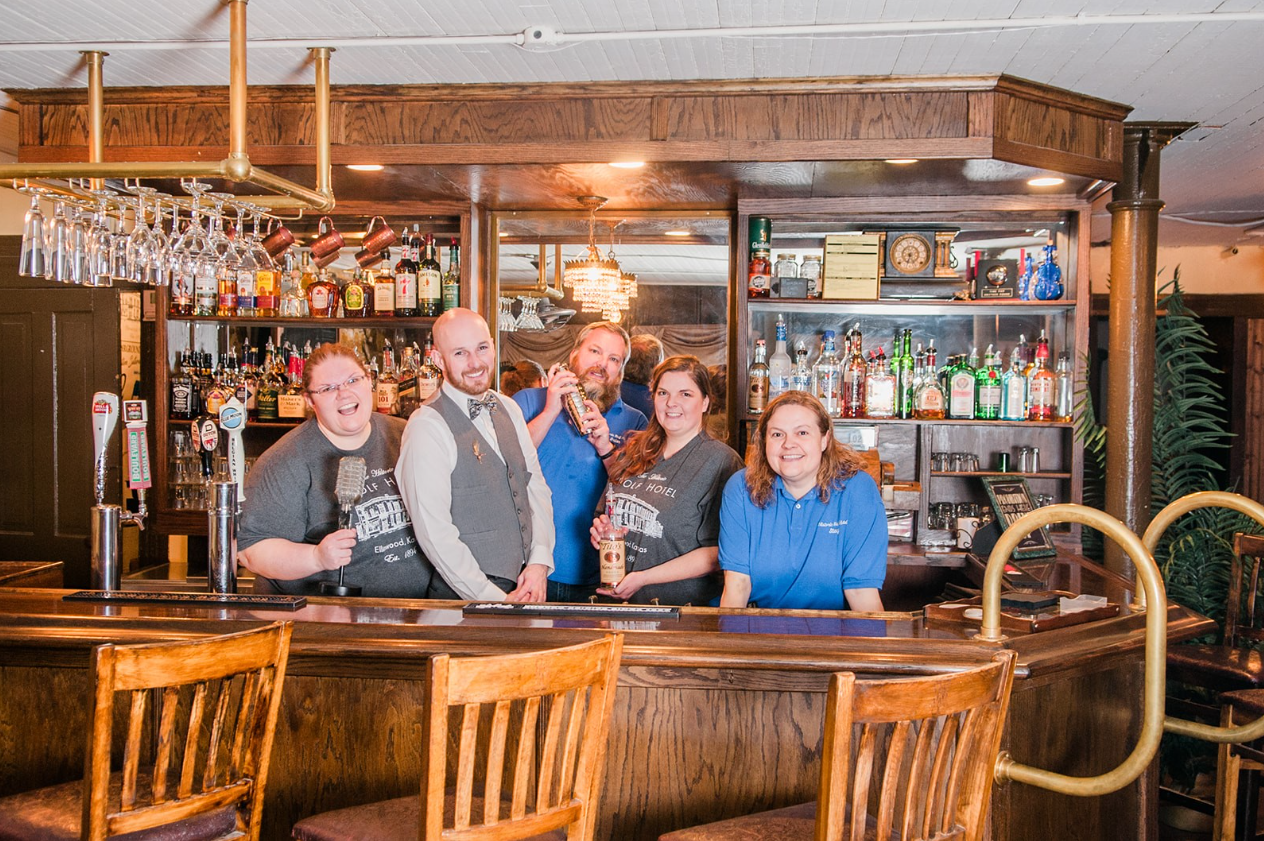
[592,356,742,606]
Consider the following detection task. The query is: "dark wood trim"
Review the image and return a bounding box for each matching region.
[1091,293,1264,319]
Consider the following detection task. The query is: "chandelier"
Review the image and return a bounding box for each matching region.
[562,196,638,323]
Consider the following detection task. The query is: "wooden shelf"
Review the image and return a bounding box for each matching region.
[748,299,1075,316]
[931,471,1072,479]
[742,415,1074,428]
[166,315,438,329]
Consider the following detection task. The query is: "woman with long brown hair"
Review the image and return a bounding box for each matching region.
[718,390,886,611]
[590,355,743,605]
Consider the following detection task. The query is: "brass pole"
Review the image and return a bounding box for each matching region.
[0,161,227,180]
[1104,126,1164,584]
[982,503,1169,797]
[309,47,334,204]
[81,50,107,192]
[225,0,250,180]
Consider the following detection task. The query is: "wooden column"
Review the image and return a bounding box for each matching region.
[1103,124,1180,581]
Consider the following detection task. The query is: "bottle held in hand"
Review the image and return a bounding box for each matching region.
[559,364,591,435]
[599,489,626,589]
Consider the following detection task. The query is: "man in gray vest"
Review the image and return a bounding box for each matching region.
[397,308,555,601]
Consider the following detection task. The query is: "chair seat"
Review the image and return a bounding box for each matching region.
[658,802,818,841]
[291,794,567,841]
[0,771,237,841]
[1220,688,1264,721]
[1168,644,1264,693]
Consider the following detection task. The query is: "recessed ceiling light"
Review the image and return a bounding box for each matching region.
[346,164,384,172]
[885,159,918,165]
[664,230,691,236]
[1028,176,1065,187]
[498,231,510,237]
[609,161,645,169]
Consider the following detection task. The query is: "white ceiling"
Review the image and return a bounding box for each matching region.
[1,1,1264,248]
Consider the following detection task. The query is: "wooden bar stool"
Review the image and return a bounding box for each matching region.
[1215,689,1264,841]
[0,620,293,841]
[659,649,1017,841]
[292,634,624,841]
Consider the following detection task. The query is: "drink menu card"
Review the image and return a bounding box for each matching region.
[822,234,881,300]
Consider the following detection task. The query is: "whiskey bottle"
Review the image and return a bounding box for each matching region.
[216,261,238,317]
[748,339,770,413]
[373,249,396,317]
[747,249,772,298]
[396,345,418,419]
[277,353,308,421]
[418,232,443,317]
[417,336,442,403]
[375,344,400,415]
[911,362,947,420]
[394,229,419,317]
[342,268,369,318]
[306,268,339,318]
[170,350,196,420]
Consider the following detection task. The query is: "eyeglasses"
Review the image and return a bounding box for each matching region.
[308,374,368,397]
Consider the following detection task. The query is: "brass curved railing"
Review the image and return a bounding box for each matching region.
[980,503,1169,796]
[1145,492,1264,744]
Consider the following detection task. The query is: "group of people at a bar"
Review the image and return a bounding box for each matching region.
[237,308,886,612]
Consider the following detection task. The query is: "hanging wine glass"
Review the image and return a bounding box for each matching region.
[86,188,116,287]
[171,182,213,315]
[148,193,173,287]
[47,201,74,283]
[18,189,48,278]
[126,187,158,285]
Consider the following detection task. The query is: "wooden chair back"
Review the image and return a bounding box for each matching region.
[816,650,1017,841]
[420,634,624,841]
[83,621,293,841]
[1226,533,1264,649]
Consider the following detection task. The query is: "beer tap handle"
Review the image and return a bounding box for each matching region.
[91,392,120,506]
[121,399,152,528]
[218,397,247,508]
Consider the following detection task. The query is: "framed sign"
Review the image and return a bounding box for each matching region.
[981,476,1057,559]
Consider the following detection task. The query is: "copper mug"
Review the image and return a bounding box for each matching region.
[309,216,344,261]
[313,249,341,270]
[361,216,397,254]
[260,219,295,258]
[354,247,384,268]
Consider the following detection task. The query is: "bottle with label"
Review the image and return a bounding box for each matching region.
[599,487,626,589]
[253,250,277,317]
[418,232,443,317]
[277,353,307,421]
[768,315,793,399]
[799,254,822,298]
[863,347,896,419]
[394,233,419,317]
[417,336,442,403]
[948,352,977,419]
[747,249,772,298]
[442,238,461,311]
[279,251,307,317]
[255,346,280,421]
[895,329,915,419]
[239,345,259,418]
[306,268,339,317]
[1054,351,1075,422]
[342,268,369,318]
[812,331,842,416]
[974,344,1003,420]
[789,340,812,393]
[216,260,238,317]
[202,357,230,417]
[1027,334,1056,421]
[170,350,197,420]
[1000,348,1027,421]
[193,257,218,316]
[170,261,194,316]
[396,346,419,418]
[373,249,396,317]
[748,339,770,413]
[773,254,799,297]
[912,360,947,420]
[375,344,400,415]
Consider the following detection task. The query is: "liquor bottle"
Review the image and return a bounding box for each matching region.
[193,257,217,317]
[912,360,947,420]
[1054,351,1075,423]
[373,249,396,317]
[1017,249,1034,301]
[417,336,442,402]
[843,337,867,418]
[418,232,443,317]
[253,252,277,317]
[279,251,307,317]
[895,329,914,419]
[974,344,1002,420]
[812,331,842,416]
[375,344,400,415]
[306,268,339,317]
[1032,238,1065,301]
[789,340,811,393]
[442,238,461,312]
[863,346,896,419]
[1000,348,1027,421]
[396,346,419,418]
[395,232,419,317]
[240,345,259,418]
[226,346,246,406]
[342,268,369,318]
[170,259,194,316]
[216,260,238,317]
[1016,333,1034,370]
[747,249,772,298]
[255,346,280,422]
[768,314,793,399]
[202,356,230,416]
[748,339,770,413]
[1027,334,1056,421]
[277,353,307,421]
[948,351,977,420]
[170,350,196,420]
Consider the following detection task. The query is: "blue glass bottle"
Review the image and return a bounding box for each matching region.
[1032,240,1064,301]
[1017,253,1035,301]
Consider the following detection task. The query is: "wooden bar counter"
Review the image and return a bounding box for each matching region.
[0,583,1210,841]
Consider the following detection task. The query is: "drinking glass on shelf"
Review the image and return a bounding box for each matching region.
[930,452,949,473]
[517,296,544,330]
[18,191,47,278]
[498,296,519,332]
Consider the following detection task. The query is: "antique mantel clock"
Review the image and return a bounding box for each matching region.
[868,228,959,280]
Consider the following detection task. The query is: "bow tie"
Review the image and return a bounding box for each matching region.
[467,395,499,419]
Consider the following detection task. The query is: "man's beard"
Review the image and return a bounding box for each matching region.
[578,369,620,413]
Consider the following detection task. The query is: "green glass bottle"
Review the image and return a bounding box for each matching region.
[974,344,1002,420]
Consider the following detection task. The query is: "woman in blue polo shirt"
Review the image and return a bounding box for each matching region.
[719,391,886,611]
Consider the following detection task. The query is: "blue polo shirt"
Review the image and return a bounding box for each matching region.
[512,388,647,585]
[620,381,654,420]
[719,468,887,610]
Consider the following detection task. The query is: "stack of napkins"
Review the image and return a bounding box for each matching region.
[1059,594,1108,613]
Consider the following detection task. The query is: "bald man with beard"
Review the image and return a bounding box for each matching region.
[396,308,555,602]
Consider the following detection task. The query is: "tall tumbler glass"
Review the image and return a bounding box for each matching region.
[18,194,47,278]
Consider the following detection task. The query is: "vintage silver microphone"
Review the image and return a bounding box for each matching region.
[320,456,367,597]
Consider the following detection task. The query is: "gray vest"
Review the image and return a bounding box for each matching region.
[432,392,534,582]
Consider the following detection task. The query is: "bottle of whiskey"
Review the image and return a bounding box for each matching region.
[418,232,443,317]
[747,249,772,298]
[170,350,196,420]
[342,268,369,318]
[277,352,308,421]
[216,261,238,317]
[306,268,339,318]
[255,341,281,421]
[395,228,419,317]
[254,252,277,317]
[748,339,770,413]
[911,361,947,420]
[375,343,400,415]
[442,239,461,311]
[417,336,442,403]
[373,249,396,317]
[1027,334,1056,421]
[396,345,419,418]
[812,331,842,416]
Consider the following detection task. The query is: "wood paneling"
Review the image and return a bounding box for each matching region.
[1244,318,1264,501]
